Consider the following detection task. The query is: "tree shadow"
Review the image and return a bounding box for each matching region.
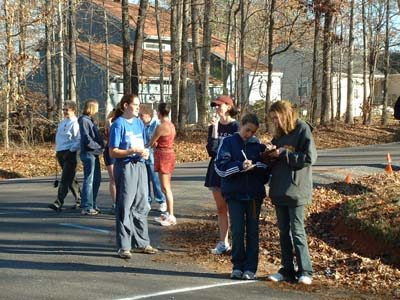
[0,169,23,179]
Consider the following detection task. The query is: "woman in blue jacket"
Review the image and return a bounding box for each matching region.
[78,99,104,216]
[263,100,317,285]
[214,113,269,280]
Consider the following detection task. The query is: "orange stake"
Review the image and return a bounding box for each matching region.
[345,174,351,183]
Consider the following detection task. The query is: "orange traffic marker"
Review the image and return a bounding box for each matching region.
[387,153,392,164]
[386,163,393,175]
[345,174,351,183]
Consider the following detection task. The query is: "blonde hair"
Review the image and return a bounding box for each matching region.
[82,99,99,116]
[269,100,298,137]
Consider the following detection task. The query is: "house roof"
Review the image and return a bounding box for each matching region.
[91,0,272,74]
[76,41,223,84]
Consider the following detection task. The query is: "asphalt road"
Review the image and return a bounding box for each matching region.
[0,143,399,300]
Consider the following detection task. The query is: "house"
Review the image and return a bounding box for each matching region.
[272,48,385,118]
[28,0,282,122]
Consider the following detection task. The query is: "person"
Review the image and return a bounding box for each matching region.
[104,109,117,214]
[109,94,158,258]
[263,100,317,285]
[204,95,239,255]
[48,100,81,212]
[148,102,177,227]
[214,113,269,280]
[78,99,104,216]
[139,104,167,213]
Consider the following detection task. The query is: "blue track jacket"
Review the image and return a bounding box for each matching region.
[214,132,269,201]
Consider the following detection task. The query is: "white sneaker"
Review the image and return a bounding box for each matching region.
[268,273,287,282]
[298,275,312,285]
[210,241,231,255]
[159,202,167,213]
[160,214,177,226]
[154,213,168,223]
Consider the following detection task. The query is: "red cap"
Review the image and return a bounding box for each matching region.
[211,95,234,107]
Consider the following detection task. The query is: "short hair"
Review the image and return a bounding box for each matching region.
[241,113,259,127]
[140,104,153,115]
[158,102,171,117]
[82,99,99,116]
[64,100,77,112]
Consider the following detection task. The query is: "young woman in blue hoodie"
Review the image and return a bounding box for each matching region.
[214,113,269,280]
[263,100,317,285]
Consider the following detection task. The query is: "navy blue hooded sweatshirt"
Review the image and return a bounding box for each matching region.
[214,132,269,201]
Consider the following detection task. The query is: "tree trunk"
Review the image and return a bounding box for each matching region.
[155,0,165,103]
[131,0,148,96]
[3,0,12,149]
[68,0,77,104]
[239,0,246,108]
[178,0,189,131]
[45,0,55,121]
[320,8,333,125]
[264,0,275,131]
[336,21,343,120]
[58,0,64,119]
[345,0,354,124]
[170,0,182,124]
[190,0,204,125]
[362,0,369,125]
[381,0,390,125]
[223,0,235,95]
[201,0,212,116]
[103,0,111,115]
[121,0,131,94]
[310,5,320,124]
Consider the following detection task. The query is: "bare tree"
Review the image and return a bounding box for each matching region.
[68,0,77,104]
[320,1,334,125]
[362,0,369,124]
[178,0,189,131]
[57,0,65,119]
[170,0,182,124]
[131,0,148,95]
[121,0,131,93]
[381,0,390,125]
[103,0,111,114]
[201,0,212,114]
[155,0,165,103]
[190,0,204,125]
[45,0,55,121]
[345,0,354,124]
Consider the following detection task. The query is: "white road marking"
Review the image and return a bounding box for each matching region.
[115,280,258,300]
[59,223,110,233]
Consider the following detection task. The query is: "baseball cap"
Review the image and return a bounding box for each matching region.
[211,95,234,107]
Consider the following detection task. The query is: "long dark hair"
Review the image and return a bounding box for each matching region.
[114,94,139,119]
[158,102,171,117]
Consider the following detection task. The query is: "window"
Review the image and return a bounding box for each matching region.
[297,78,308,97]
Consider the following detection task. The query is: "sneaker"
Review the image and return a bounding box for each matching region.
[230,269,243,279]
[94,207,101,214]
[131,245,158,254]
[71,202,81,210]
[242,271,256,280]
[118,249,132,259]
[80,209,99,216]
[154,213,168,223]
[48,200,62,212]
[159,202,167,213]
[210,241,231,255]
[160,214,177,227]
[298,275,312,285]
[268,272,287,282]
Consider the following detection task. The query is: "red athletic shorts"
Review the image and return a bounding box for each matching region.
[154,149,176,174]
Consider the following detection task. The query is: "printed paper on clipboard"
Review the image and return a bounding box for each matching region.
[129,133,145,150]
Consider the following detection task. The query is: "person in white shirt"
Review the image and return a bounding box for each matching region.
[48,101,81,212]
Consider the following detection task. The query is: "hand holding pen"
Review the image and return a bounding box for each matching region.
[241,150,255,171]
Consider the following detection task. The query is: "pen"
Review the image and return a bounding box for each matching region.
[241,150,247,160]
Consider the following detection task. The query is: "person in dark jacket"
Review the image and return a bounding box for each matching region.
[78,99,104,216]
[263,100,317,285]
[204,95,239,255]
[214,113,269,280]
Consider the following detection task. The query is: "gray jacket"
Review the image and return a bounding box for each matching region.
[268,120,317,206]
